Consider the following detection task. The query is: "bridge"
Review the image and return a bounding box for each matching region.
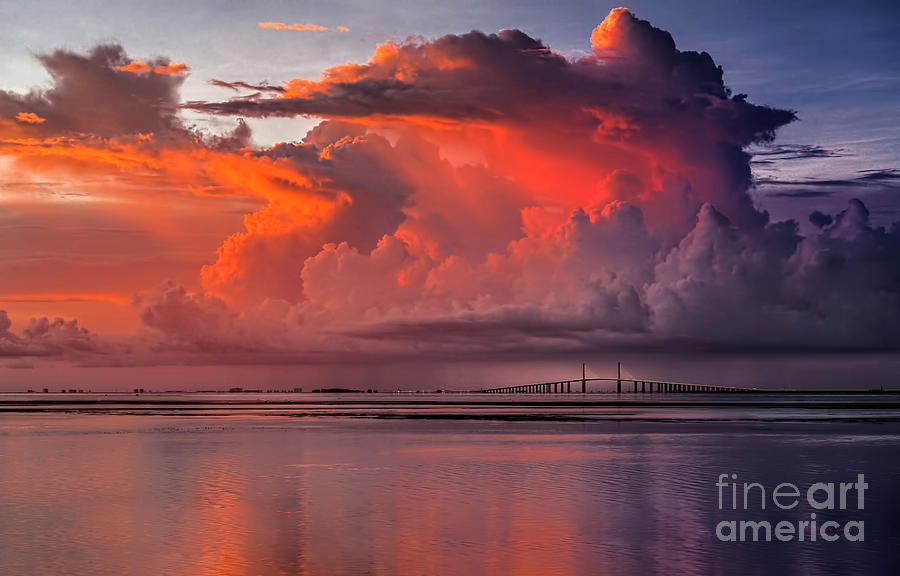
[476,363,755,394]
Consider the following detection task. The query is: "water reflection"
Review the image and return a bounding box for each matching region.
[1,414,898,575]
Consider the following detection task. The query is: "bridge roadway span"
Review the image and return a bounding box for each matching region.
[477,377,754,394]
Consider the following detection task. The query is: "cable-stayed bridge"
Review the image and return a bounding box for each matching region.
[475,363,755,394]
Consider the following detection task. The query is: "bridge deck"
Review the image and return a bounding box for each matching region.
[477,377,754,394]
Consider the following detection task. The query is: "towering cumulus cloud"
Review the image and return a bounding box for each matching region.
[1,8,898,364]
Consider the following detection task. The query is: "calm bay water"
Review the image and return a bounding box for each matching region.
[2,394,899,575]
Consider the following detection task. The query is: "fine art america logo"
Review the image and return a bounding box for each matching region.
[715,473,867,542]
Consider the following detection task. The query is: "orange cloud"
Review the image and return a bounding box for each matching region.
[590,6,631,50]
[336,26,350,32]
[3,11,900,368]
[258,21,328,31]
[115,60,188,75]
[15,112,46,124]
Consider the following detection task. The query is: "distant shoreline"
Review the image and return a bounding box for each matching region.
[2,391,900,412]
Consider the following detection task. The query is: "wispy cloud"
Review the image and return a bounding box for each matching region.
[258,21,328,32]
[749,143,843,161]
[15,112,45,124]
[115,60,188,75]
[210,79,285,93]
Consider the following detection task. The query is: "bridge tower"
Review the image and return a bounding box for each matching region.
[617,362,621,394]
[582,363,586,393]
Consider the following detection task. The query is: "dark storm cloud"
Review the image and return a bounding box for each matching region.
[809,210,834,228]
[0,44,186,138]
[186,23,795,147]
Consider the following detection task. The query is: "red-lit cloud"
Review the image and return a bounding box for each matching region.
[115,60,189,75]
[15,112,45,124]
[1,8,899,366]
[258,22,329,32]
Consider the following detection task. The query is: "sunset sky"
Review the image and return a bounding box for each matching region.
[1,1,899,390]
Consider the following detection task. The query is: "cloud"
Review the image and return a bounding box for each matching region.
[336,26,350,33]
[0,309,111,358]
[750,143,843,162]
[210,79,285,93]
[767,190,834,198]
[115,60,189,75]
[0,8,898,365]
[134,281,248,353]
[759,171,900,189]
[193,15,793,149]
[1,44,187,137]
[809,210,833,228]
[15,112,45,124]
[258,22,328,32]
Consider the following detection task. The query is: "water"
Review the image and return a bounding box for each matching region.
[2,394,899,575]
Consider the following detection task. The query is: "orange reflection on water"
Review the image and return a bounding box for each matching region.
[5,412,876,575]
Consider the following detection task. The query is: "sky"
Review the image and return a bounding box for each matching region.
[1,1,899,390]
